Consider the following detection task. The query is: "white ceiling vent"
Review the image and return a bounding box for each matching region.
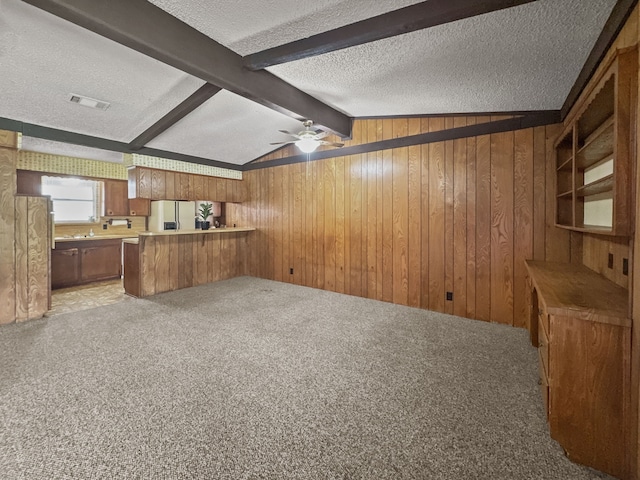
[69,94,110,111]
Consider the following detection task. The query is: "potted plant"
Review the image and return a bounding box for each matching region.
[199,203,213,230]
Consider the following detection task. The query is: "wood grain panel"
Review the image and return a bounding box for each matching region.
[490,127,514,325]
[349,125,363,297]
[335,156,346,293]
[444,117,455,315]
[407,118,421,308]
[465,118,477,318]
[392,118,409,306]
[475,120,492,322]
[0,145,16,324]
[366,121,380,300]
[281,167,291,283]
[324,157,336,291]
[428,117,446,312]
[381,119,393,302]
[26,196,49,319]
[514,129,534,328]
[533,126,547,261]
[14,197,29,321]
[420,118,430,309]
[453,117,467,316]
[293,162,304,286]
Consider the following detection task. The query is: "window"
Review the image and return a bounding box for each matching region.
[42,176,102,224]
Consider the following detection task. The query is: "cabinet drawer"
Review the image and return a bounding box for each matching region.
[538,317,549,380]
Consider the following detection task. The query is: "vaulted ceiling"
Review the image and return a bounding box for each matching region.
[0,0,624,169]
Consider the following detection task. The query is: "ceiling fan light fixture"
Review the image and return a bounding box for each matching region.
[296,137,319,153]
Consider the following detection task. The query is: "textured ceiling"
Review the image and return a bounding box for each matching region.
[0,0,205,142]
[0,0,620,166]
[21,136,124,163]
[146,90,307,164]
[268,0,616,115]
[147,0,425,56]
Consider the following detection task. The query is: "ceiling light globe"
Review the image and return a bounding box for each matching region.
[296,137,319,153]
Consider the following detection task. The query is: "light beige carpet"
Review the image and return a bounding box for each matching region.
[0,276,612,479]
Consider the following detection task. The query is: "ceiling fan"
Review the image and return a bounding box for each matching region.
[271,120,344,153]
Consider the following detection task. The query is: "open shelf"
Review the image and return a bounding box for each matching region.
[557,157,573,171]
[576,174,613,197]
[576,116,614,170]
[556,223,613,234]
[553,48,635,237]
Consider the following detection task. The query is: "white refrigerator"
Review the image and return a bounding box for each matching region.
[149,201,196,232]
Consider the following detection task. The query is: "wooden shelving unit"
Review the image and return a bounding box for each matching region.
[554,48,636,236]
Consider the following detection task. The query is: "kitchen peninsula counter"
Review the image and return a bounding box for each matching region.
[123,227,254,297]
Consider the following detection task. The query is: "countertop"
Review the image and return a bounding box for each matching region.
[525,260,630,327]
[138,227,256,237]
[54,234,139,243]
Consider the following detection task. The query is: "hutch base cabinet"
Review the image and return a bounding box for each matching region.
[525,260,631,479]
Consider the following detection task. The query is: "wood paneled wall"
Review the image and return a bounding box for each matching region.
[230,117,567,326]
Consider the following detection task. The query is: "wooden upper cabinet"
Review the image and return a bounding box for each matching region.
[128,166,152,199]
[555,47,637,236]
[103,180,129,216]
[128,166,245,203]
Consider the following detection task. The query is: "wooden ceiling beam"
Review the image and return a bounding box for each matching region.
[128,83,222,150]
[22,0,352,137]
[244,0,539,70]
[243,111,560,170]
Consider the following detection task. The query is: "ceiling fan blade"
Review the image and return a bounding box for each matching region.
[313,131,330,139]
[319,141,345,148]
[270,141,297,145]
[278,130,300,137]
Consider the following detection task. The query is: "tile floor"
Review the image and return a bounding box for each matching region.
[47,279,128,317]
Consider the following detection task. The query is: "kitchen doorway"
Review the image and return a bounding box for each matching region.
[47,279,126,317]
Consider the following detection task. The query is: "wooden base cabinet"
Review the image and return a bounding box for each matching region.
[526,261,631,479]
[52,239,122,289]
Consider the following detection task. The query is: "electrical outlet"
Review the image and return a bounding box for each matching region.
[608,253,613,269]
[446,292,453,301]
[623,258,629,276]
[289,268,294,275]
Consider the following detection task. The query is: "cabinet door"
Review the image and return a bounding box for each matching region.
[104,180,129,216]
[80,243,122,282]
[151,169,166,200]
[165,171,177,200]
[51,248,80,289]
[129,198,150,216]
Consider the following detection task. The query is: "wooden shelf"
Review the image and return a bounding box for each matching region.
[575,174,613,197]
[557,157,573,171]
[556,223,613,234]
[576,116,614,169]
